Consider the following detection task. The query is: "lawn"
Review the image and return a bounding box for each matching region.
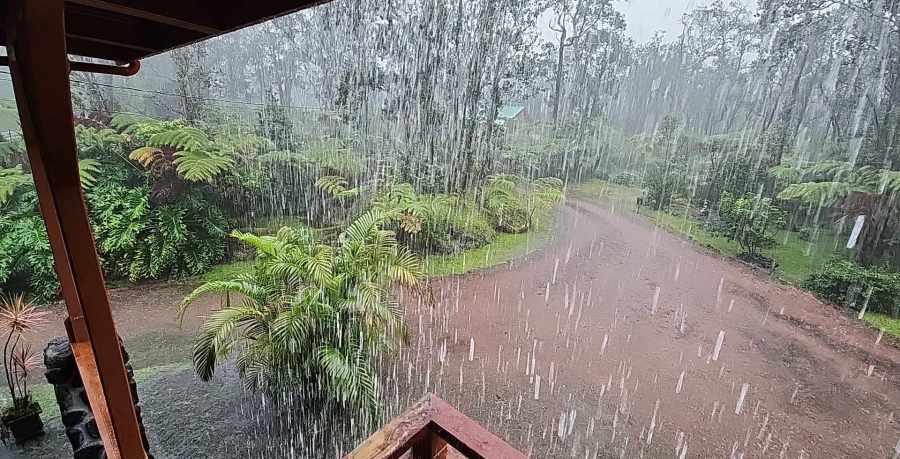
[4,362,192,423]
[201,259,254,282]
[862,313,900,339]
[641,208,847,284]
[0,100,20,132]
[423,225,554,277]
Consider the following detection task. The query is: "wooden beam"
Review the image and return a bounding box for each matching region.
[5,1,147,458]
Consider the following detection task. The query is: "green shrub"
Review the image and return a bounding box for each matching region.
[374,185,496,254]
[483,175,563,234]
[432,199,496,253]
[643,161,687,211]
[798,227,813,241]
[89,184,227,282]
[716,192,786,256]
[611,171,639,187]
[0,192,58,303]
[803,258,900,316]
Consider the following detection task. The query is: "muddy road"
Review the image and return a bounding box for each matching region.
[409,200,900,458]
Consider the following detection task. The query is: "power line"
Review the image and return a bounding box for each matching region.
[0,70,325,112]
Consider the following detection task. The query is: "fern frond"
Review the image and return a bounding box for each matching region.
[78,159,101,188]
[148,127,208,151]
[316,175,360,198]
[0,166,31,206]
[777,181,856,205]
[110,113,157,132]
[129,146,165,167]
[173,149,234,182]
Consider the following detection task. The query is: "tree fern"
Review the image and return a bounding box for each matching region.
[768,163,802,184]
[777,181,857,206]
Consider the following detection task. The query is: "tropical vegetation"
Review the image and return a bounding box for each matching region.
[177,210,420,410]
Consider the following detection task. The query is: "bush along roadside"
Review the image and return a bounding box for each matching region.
[803,258,900,317]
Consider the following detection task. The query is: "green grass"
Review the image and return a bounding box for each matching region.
[641,208,846,284]
[861,312,900,339]
[3,362,191,419]
[424,223,554,277]
[0,102,20,133]
[571,180,642,206]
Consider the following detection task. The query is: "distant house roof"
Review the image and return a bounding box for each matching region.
[498,104,525,120]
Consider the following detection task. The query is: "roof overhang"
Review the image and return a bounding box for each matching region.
[0,0,330,63]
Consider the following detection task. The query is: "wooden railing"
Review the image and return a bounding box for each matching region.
[347,394,525,459]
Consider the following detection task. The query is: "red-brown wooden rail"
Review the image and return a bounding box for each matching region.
[347,394,526,459]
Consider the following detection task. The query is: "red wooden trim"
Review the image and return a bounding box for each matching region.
[346,394,525,459]
[5,1,146,457]
[346,397,432,459]
[429,396,525,459]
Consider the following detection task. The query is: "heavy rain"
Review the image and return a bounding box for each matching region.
[1,0,899,457]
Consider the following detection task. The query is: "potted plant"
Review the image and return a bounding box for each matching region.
[0,295,47,444]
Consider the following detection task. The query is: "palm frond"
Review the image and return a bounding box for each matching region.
[192,306,267,381]
[317,345,377,408]
[881,170,900,194]
[178,277,268,323]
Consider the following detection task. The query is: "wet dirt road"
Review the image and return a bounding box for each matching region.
[409,200,900,458]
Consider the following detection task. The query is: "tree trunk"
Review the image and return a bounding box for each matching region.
[552,28,567,128]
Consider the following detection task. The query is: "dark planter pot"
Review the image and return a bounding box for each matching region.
[3,406,44,445]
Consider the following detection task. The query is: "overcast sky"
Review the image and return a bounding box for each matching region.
[618,0,757,42]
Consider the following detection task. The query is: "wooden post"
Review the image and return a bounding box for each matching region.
[5,1,147,457]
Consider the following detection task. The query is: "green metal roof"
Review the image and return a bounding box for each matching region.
[498,104,525,119]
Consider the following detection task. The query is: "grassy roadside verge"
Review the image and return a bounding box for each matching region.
[423,223,554,277]
[642,209,842,284]
[572,180,900,338]
[7,362,192,421]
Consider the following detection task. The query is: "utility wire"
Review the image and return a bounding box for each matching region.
[0,70,324,112]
